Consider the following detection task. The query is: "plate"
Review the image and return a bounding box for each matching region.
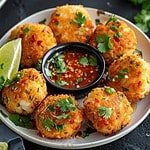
[0,7,150,149]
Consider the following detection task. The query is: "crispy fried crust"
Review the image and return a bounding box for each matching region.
[2,68,47,115]
[84,87,133,135]
[89,20,137,64]
[35,94,83,139]
[49,4,94,43]
[107,54,150,103]
[10,23,57,67]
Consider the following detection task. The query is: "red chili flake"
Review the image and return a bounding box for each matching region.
[31,35,36,43]
[19,34,24,38]
[114,37,120,42]
[37,40,42,46]
[51,18,58,24]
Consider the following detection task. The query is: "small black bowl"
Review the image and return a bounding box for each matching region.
[42,42,105,94]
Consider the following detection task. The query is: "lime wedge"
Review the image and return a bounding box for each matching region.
[0,38,22,81]
[0,142,8,150]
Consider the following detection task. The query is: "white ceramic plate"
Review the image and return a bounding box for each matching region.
[0,0,6,8]
[0,7,150,149]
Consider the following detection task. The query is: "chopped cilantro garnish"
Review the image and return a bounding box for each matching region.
[96,34,113,53]
[117,68,128,79]
[35,59,42,71]
[55,79,68,86]
[89,55,97,66]
[9,114,33,129]
[110,25,118,31]
[95,19,100,25]
[133,49,143,57]
[55,124,65,132]
[13,72,23,82]
[53,54,67,73]
[55,21,59,26]
[98,106,112,119]
[39,18,46,24]
[73,12,86,26]
[47,105,54,112]
[105,86,116,94]
[105,15,119,25]
[56,97,76,112]
[55,113,71,120]
[42,118,55,131]
[45,68,52,77]
[23,27,30,35]
[79,57,89,66]
[76,77,83,84]
[115,32,122,38]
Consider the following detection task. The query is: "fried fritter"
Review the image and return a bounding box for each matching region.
[35,94,83,139]
[49,4,94,43]
[89,16,137,64]
[84,87,133,135]
[10,23,57,67]
[107,54,150,103]
[2,68,47,115]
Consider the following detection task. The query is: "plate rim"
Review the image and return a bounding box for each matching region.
[0,7,150,149]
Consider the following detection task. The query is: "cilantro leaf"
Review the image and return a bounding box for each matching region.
[55,124,65,132]
[117,68,128,79]
[95,19,100,25]
[39,18,46,24]
[79,57,89,66]
[105,15,119,25]
[134,9,150,33]
[42,118,55,131]
[104,86,116,94]
[130,0,145,5]
[96,34,113,53]
[47,105,55,112]
[35,59,42,71]
[55,79,68,86]
[53,54,67,73]
[9,114,33,129]
[73,12,86,26]
[55,113,71,120]
[89,55,98,66]
[56,97,76,112]
[76,77,83,84]
[98,106,112,119]
[23,27,30,35]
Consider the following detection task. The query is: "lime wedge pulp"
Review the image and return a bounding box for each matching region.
[0,38,22,81]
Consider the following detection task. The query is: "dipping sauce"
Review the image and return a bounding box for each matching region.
[45,49,100,88]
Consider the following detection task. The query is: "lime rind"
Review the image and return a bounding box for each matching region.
[0,38,22,81]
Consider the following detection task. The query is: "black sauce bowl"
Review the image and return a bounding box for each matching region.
[42,42,105,94]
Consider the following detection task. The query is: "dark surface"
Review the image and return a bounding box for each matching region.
[0,0,150,150]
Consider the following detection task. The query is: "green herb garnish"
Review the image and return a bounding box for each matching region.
[133,49,143,57]
[56,79,68,86]
[39,18,46,24]
[98,106,112,119]
[53,54,67,73]
[35,59,42,71]
[55,113,71,120]
[13,72,23,82]
[47,105,55,112]
[23,27,30,35]
[115,32,122,38]
[95,19,100,25]
[56,97,76,112]
[42,118,55,131]
[79,57,88,66]
[89,55,97,66]
[105,15,119,25]
[105,86,116,94]
[76,77,83,84]
[55,21,59,26]
[73,12,86,26]
[55,124,65,132]
[96,34,113,53]
[110,25,118,31]
[9,114,33,129]
[117,68,129,79]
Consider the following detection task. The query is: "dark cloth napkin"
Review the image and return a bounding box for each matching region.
[0,122,25,150]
